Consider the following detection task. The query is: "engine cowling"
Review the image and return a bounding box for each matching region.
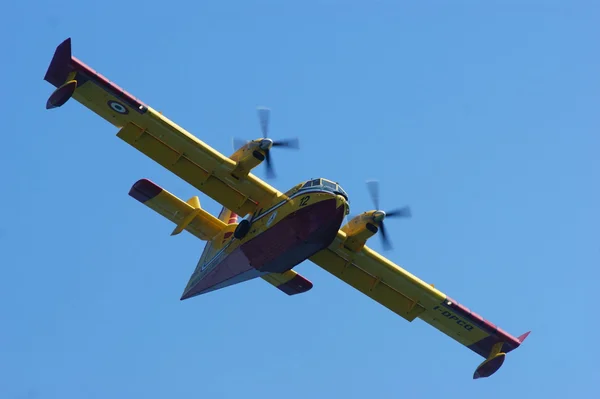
[341,211,380,252]
[229,142,267,179]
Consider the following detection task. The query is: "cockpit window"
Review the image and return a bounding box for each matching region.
[336,185,348,198]
[299,178,349,205]
[322,180,336,190]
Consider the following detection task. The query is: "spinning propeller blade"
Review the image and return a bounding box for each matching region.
[365,180,412,250]
[272,137,299,149]
[264,149,275,179]
[231,107,300,178]
[366,180,381,210]
[257,107,270,138]
[385,206,412,218]
[379,221,392,251]
[232,137,249,151]
[255,107,299,178]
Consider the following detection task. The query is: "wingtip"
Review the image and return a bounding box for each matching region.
[517,331,531,343]
[128,178,163,203]
[60,37,72,50]
[44,37,74,86]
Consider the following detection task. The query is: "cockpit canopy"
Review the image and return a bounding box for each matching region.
[300,178,349,202]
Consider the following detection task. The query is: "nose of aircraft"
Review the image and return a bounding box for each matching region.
[335,194,350,216]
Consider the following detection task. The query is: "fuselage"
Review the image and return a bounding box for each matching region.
[181,178,349,298]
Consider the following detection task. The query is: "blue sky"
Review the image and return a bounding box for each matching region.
[2,1,598,398]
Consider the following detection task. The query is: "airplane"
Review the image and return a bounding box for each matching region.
[43,38,530,379]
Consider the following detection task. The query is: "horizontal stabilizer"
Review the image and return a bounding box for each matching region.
[129,179,227,241]
[262,270,313,295]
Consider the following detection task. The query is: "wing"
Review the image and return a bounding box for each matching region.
[309,230,530,379]
[44,38,280,217]
[128,178,228,241]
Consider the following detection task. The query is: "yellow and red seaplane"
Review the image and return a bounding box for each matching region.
[44,38,530,379]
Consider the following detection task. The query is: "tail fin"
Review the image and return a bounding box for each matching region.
[196,206,238,271]
[217,207,239,224]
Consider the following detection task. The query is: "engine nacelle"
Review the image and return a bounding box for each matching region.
[229,143,266,179]
[341,212,380,252]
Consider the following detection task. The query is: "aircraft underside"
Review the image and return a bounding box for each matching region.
[181,197,346,299]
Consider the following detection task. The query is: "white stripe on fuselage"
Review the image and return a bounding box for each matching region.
[251,188,335,222]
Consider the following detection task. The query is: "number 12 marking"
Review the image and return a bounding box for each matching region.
[299,196,310,207]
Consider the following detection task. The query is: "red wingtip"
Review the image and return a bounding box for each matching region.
[517,331,531,343]
[128,179,163,203]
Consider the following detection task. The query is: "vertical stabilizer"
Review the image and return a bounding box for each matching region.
[195,207,238,272]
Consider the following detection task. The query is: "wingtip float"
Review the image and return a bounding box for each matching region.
[473,331,531,379]
[46,79,77,109]
[44,37,530,380]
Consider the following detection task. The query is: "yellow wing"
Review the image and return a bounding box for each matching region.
[44,38,280,217]
[310,230,530,379]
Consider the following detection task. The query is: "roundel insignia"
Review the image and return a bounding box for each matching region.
[107,100,129,114]
[266,211,277,227]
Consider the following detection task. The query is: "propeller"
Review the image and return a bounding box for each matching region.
[365,180,412,250]
[233,107,299,179]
